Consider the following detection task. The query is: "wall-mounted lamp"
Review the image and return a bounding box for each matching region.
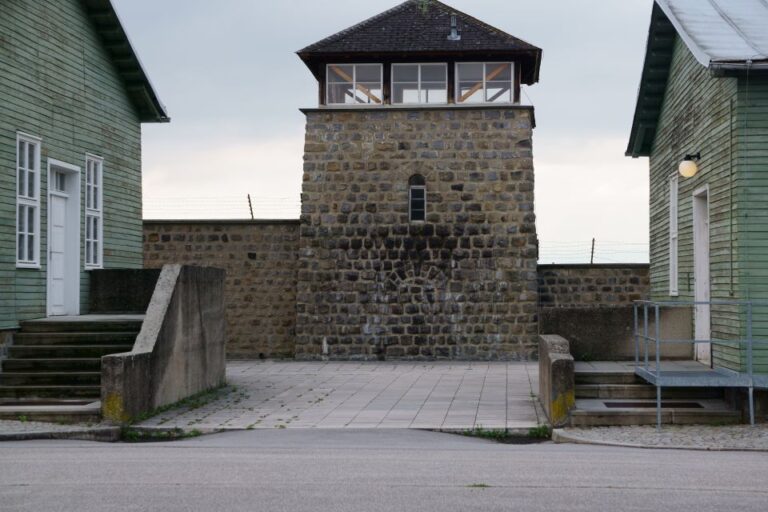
[679,152,701,179]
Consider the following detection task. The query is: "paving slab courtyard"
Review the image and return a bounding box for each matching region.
[137,361,542,432]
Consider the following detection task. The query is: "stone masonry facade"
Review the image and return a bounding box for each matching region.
[296,107,539,361]
[538,264,650,308]
[141,224,650,360]
[143,221,299,359]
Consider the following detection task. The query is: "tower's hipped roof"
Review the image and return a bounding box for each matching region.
[297,0,542,85]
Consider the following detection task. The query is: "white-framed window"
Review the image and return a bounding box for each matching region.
[326,64,383,105]
[16,133,42,268]
[456,62,515,104]
[392,63,448,105]
[669,175,679,296]
[409,175,426,222]
[84,155,104,269]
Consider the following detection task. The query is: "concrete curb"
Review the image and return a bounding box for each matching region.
[0,426,121,443]
[129,426,223,436]
[552,428,768,452]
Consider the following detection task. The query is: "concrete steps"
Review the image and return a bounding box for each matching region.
[0,399,101,424]
[570,399,741,427]
[0,372,101,386]
[12,332,139,345]
[0,385,103,399]
[1,358,102,372]
[571,362,740,426]
[19,319,143,333]
[0,317,140,403]
[8,345,134,359]
[575,372,644,385]
[576,384,723,400]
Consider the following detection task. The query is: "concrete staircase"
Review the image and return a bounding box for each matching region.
[0,317,141,423]
[570,362,741,426]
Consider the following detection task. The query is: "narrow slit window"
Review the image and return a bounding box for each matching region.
[16,133,41,267]
[669,176,679,296]
[327,64,383,105]
[456,62,514,104]
[409,175,426,222]
[85,156,103,269]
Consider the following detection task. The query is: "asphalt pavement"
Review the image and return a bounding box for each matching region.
[2,429,767,511]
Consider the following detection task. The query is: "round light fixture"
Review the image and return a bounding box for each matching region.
[679,160,698,178]
[679,152,701,179]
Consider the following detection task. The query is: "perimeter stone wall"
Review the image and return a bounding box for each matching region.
[143,221,299,359]
[538,264,650,308]
[296,107,539,361]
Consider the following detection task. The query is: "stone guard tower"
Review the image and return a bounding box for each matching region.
[295,0,542,360]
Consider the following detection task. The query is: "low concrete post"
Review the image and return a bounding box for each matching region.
[538,335,575,428]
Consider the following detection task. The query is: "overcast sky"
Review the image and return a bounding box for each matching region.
[114,0,654,263]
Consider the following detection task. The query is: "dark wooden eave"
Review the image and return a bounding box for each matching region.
[626,3,677,158]
[80,0,169,123]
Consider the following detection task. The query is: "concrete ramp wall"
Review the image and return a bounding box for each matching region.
[101,265,226,424]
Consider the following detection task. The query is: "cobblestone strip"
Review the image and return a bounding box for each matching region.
[555,425,768,451]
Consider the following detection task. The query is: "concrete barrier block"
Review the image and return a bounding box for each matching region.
[101,265,227,424]
[539,334,575,427]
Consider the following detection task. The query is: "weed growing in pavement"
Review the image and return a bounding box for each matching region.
[527,425,552,439]
[460,425,552,444]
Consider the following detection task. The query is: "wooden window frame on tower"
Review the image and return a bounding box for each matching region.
[455,62,516,105]
[391,63,448,105]
[326,64,384,106]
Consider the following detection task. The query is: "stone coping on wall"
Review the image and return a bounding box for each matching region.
[538,264,650,269]
[300,104,537,127]
[144,219,300,226]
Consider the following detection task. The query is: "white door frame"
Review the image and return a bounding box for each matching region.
[46,159,81,317]
[693,185,711,366]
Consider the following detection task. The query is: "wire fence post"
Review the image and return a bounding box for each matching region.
[247,194,255,220]
[643,304,649,372]
[747,302,755,426]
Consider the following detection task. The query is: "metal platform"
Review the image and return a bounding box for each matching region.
[634,300,768,429]
[635,365,768,389]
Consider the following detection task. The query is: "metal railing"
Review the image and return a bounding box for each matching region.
[633,300,768,429]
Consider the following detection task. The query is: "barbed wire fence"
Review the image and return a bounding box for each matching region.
[143,195,301,220]
[539,240,649,264]
[143,197,648,263]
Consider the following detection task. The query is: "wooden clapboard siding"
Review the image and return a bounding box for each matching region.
[648,37,743,369]
[0,0,144,330]
[735,74,768,373]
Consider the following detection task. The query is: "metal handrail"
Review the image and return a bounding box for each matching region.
[633,300,766,429]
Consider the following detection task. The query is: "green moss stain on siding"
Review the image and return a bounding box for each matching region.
[648,37,742,370]
[0,0,143,329]
[736,73,768,374]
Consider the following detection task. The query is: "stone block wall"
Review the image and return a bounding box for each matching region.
[538,264,650,308]
[143,221,299,359]
[297,107,539,361]
[538,264,657,361]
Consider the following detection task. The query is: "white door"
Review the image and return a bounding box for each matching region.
[48,193,68,315]
[693,187,711,366]
[47,163,81,317]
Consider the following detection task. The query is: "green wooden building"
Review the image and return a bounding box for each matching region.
[627,0,768,374]
[1,0,168,331]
